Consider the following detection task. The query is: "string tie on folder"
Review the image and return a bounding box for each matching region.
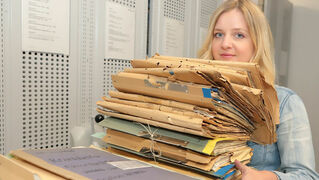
[137,122,162,162]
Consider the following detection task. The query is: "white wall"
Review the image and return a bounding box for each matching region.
[287,0,319,172]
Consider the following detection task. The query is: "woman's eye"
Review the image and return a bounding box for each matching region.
[235,33,245,39]
[214,33,223,38]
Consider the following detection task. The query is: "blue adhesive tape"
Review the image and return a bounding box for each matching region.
[214,164,235,176]
[213,97,221,102]
[212,88,219,92]
[222,170,236,180]
[202,88,212,98]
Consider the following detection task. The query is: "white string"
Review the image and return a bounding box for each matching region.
[137,122,162,162]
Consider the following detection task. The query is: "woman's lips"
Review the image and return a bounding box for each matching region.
[220,53,235,57]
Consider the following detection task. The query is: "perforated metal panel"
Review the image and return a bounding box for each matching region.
[0,0,5,154]
[163,0,185,22]
[200,0,218,28]
[21,51,70,149]
[78,0,96,126]
[192,0,220,58]
[0,0,146,153]
[109,0,135,8]
[103,59,131,96]
[149,0,194,57]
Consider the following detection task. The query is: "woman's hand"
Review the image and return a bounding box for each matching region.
[234,160,278,180]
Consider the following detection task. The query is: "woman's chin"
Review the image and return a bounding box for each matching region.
[219,57,237,62]
[219,58,250,62]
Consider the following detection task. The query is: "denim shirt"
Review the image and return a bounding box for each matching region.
[247,85,319,179]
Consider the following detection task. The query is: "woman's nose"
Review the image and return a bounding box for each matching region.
[221,35,232,49]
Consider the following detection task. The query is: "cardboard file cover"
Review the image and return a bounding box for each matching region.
[127,55,279,144]
[10,147,199,180]
[107,91,254,133]
[101,96,251,134]
[96,104,250,139]
[98,116,247,156]
[97,108,213,138]
[0,154,65,180]
[108,144,236,179]
[112,72,215,109]
[103,129,252,176]
[111,71,260,126]
[150,54,279,125]
[111,72,255,129]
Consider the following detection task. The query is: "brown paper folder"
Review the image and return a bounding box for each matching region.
[110,71,272,128]
[97,100,203,131]
[10,150,90,180]
[0,154,66,180]
[124,67,251,86]
[10,147,199,180]
[96,102,249,139]
[98,116,249,156]
[150,54,279,125]
[101,96,251,133]
[108,91,253,132]
[100,54,279,144]
[103,129,252,172]
[126,54,279,144]
[109,90,201,111]
[151,54,262,87]
[111,72,255,126]
[97,108,213,138]
[112,72,214,109]
[109,71,274,143]
[130,58,254,87]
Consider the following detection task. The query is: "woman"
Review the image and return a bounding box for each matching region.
[198,0,319,179]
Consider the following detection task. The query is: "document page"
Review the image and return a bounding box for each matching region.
[22,0,70,54]
[105,1,135,60]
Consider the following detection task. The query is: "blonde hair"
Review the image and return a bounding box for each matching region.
[197,0,275,85]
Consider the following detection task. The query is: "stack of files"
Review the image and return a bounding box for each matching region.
[0,147,200,180]
[97,54,279,144]
[97,116,253,179]
[96,54,279,178]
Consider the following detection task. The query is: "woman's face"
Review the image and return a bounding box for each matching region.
[211,9,254,62]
